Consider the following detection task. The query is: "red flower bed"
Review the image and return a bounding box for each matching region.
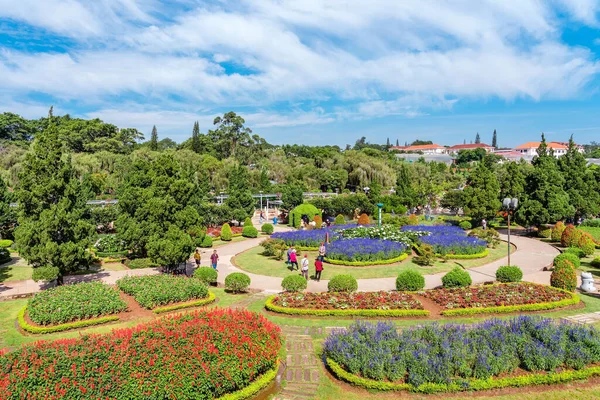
[422,283,570,309]
[207,226,243,237]
[0,309,281,399]
[272,291,423,310]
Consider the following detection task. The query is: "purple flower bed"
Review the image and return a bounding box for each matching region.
[271,230,327,247]
[421,235,487,255]
[326,238,407,262]
[401,225,465,236]
[324,317,600,387]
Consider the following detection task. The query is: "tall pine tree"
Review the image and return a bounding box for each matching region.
[225,164,255,222]
[386,137,390,147]
[492,129,497,148]
[396,139,399,146]
[475,132,481,144]
[0,177,15,239]
[14,120,95,284]
[462,157,501,223]
[149,125,158,151]
[191,121,201,154]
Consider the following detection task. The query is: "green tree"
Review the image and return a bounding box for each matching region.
[0,177,15,238]
[225,164,255,222]
[149,125,158,151]
[491,129,497,148]
[440,190,465,215]
[212,112,252,158]
[462,161,501,223]
[281,181,305,209]
[14,121,95,284]
[558,136,600,219]
[475,132,481,144]
[0,112,37,142]
[498,160,527,200]
[411,140,433,146]
[514,134,574,227]
[191,121,201,154]
[396,138,399,146]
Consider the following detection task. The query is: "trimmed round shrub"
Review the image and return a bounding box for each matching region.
[125,258,158,269]
[31,266,60,282]
[554,253,581,269]
[550,259,577,292]
[0,239,13,248]
[577,232,596,256]
[0,247,10,264]
[199,235,213,248]
[242,225,259,238]
[407,214,419,226]
[458,221,472,230]
[225,272,251,293]
[551,221,566,242]
[537,227,552,238]
[357,213,370,225]
[334,214,345,225]
[395,270,425,291]
[564,247,585,258]
[561,225,581,247]
[313,215,323,227]
[194,267,218,285]
[243,217,252,227]
[289,203,321,229]
[591,257,600,268]
[261,223,274,234]
[495,265,523,283]
[441,267,472,288]
[281,275,308,292]
[220,223,233,241]
[327,274,358,292]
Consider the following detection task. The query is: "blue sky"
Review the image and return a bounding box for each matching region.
[1,0,600,147]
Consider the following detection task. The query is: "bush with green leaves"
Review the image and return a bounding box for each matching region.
[441,267,472,288]
[124,257,158,269]
[468,227,500,248]
[554,253,581,269]
[582,219,600,227]
[537,227,552,239]
[117,275,209,309]
[334,214,346,225]
[458,221,472,230]
[281,275,308,292]
[244,217,253,226]
[261,223,274,234]
[199,235,213,248]
[0,239,13,248]
[242,225,259,238]
[289,204,322,228]
[194,267,218,285]
[561,225,581,247]
[225,272,251,293]
[395,270,425,291]
[328,274,358,292]
[0,247,10,264]
[551,221,566,242]
[591,257,600,268]
[551,259,577,292]
[220,223,233,241]
[31,266,60,282]
[564,247,585,258]
[28,282,127,325]
[495,265,523,283]
[95,235,126,253]
[577,233,596,256]
[413,244,435,266]
[260,238,288,260]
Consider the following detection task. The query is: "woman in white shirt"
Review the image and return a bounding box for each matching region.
[301,254,309,280]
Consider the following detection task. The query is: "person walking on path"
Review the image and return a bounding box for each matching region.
[287,246,293,266]
[210,250,219,270]
[314,258,323,282]
[482,218,487,230]
[301,254,309,280]
[289,248,298,270]
[193,249,201,267]
[318,242,326,261]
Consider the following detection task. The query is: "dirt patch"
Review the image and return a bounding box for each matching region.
[117,291,154,321]
[413,294,444,318]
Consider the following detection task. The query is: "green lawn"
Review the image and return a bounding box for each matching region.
[577,248,600,278]
[579,226,600,243]
[232,244,513,280]
[0,257,33,282]
[212,235,248,247]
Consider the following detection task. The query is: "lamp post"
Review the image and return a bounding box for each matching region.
[502,198,518,266]
[377,203,384,227]
[259,190,263,214]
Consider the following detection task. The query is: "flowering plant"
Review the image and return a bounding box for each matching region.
[117,275,209,309]
[271,230,328,247]
[272,291,423,310]
[326,238,407,262]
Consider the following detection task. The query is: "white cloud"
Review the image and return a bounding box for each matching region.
[554,0,599,25]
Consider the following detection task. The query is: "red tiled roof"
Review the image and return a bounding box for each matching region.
[515,141,568,150]
[448,143,493,150]
[404,144,445,151]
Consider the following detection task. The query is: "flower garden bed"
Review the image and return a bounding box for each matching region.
[266,291,429,317]
[324,317,600,394]
[116,275,212,309]
[27,282,127,326]
[1,309,282,399]
[207,226,243,237]
[421,282,579,316]
[324,253,408,266]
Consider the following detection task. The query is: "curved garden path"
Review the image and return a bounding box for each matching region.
[0,227,559,299]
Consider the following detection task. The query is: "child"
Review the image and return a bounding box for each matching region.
[193,249,201,267]
[210,250,219,270]
[314,258,323,282]
[301,254,309,280]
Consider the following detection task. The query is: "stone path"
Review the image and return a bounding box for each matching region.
[229,292,269,310]
[561,312,600,325]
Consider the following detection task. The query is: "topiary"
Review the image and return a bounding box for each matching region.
[564,247,585,258]
[242,225,259,238]
[413,244,435,266]
[289,203,322,229]
[495,265,523,283]
[0,239,13,248]
[243,217,253,227]
[281,275,308,292]
[225,272,251,293]
[537,227,552,239]
[327,274,358,292]
[0,247,11,264]
[458,221,472,230]
[194,267,218,285]
[125,258,158,269]
[591,257,600,268]
[313,215,323,227]
[220,223,233,241]
[550,259,576,292]
[334,214,345,225]
[577,233,596,256]
[395,270,425,291]
[357,213,370,225]
[32,266,60,282]
[261,223,274,234]
[441,267,472,288]
[554,253,581,269]
[199,235,213,248]
[551,221,566,242]
[561,225,581,247]
[407,214,419,226]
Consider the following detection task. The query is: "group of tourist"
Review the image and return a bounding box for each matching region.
[193,249,219,270]
[287,242,326,281]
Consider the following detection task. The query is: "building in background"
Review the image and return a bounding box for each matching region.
[389,144,447,154]
[446,143,495,154]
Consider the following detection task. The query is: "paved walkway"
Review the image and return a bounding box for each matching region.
[0,227,560,298]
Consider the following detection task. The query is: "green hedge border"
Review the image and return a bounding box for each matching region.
[152,291,217,314]
[217,361,279,400]
[324,253,408,266]
[17,306,119,334]
[265,295,429,317]
[326,357,600,394]
[436,249,489,259]
[95,250,129,258]
[295,246,319,251]
[440,288,580,316]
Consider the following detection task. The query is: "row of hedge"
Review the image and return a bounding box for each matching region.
[18,306,120,334]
